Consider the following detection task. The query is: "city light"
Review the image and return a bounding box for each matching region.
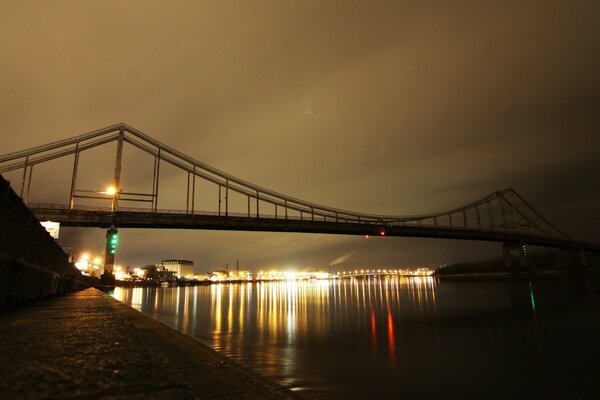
[74,252,104,277]
[88,263,435,285]
[255,270,333,281]
[75,259,88,271]
[114,266,132,281]
[333,267,434,277]
[115,271,128,281]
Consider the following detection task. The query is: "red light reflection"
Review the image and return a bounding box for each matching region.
[371,309,377,349]
[387,309,396,365]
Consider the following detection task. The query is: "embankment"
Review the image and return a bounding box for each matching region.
[0,174,93,306]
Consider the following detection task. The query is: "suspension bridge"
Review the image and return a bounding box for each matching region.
[1,123,598,258]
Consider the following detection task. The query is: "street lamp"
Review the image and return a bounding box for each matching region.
[101,185,119,211]
[105,186,116,196]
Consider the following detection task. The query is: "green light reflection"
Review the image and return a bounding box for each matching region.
[528,281,536,314]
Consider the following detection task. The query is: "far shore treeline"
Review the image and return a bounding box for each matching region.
[435,248,600,276]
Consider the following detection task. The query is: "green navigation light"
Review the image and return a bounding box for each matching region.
[108,230,119,254]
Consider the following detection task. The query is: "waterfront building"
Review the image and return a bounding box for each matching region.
[141,264,177,281]
[160,259,194,278]
[228,269,251,281]
[211,270,228,281]
[192,273,211,281]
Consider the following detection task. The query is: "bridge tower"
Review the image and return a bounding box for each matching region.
[503,242,529,277]
[1,123,598,262]
[101,226,118,286]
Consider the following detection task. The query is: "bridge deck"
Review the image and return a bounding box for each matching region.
[2,124,598,254]
[30,205,600,253]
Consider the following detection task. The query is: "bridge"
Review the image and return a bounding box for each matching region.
[1,123,599,265]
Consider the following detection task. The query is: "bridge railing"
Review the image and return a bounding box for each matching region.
[28,202,522,232]
[0,123,584,247]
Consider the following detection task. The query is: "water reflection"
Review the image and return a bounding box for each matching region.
[114,277,437,396]
[113,276,600,399]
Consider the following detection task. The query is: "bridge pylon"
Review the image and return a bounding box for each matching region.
[0,123,599,255]
[101,225,118,286]
[503,242,529,278]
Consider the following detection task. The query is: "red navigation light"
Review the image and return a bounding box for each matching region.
[379,230,386,236]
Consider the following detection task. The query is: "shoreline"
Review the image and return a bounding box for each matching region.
[0,288,301,399]
[114,275,435,287]
[434,268,598,282]
[103,289,302,399]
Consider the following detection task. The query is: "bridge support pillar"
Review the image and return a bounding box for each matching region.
[100,271,115,287]
[503,243,528,279]
[101,226,117,287]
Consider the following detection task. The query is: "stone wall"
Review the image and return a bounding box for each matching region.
[0,174,91,306]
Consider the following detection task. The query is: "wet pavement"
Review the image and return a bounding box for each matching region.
[0,288,298,399]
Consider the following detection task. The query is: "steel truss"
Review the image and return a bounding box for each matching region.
[0,123,597,252]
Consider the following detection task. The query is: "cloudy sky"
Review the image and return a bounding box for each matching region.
[1,1,599,272]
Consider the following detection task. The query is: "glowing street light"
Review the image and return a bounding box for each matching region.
[101,185,120,211]
[104,186,117,196]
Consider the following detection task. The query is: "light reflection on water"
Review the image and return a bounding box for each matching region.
[113,277,600,399]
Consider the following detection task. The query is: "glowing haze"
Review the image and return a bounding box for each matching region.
[1,1,599,272]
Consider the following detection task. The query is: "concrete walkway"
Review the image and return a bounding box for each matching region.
[0,288,299,399]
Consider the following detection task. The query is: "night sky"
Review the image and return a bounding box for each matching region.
[1,1,599,272]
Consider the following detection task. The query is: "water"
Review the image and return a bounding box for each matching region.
[113,277,600,399]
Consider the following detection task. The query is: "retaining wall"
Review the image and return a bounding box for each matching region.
[0,174,91,306]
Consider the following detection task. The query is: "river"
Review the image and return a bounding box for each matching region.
[112,276,600,399]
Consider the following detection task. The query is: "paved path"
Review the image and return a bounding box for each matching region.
[0,288,299,399]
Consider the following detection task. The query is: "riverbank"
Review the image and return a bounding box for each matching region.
[435,267,600,282]
[0,288,300,399]
[435,270,557,282]
[0,175,95,307]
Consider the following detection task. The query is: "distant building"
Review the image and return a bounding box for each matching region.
[160,259,194,278]
[141,264,176,281]
[228,269,251,281]
[211,270,228,282]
